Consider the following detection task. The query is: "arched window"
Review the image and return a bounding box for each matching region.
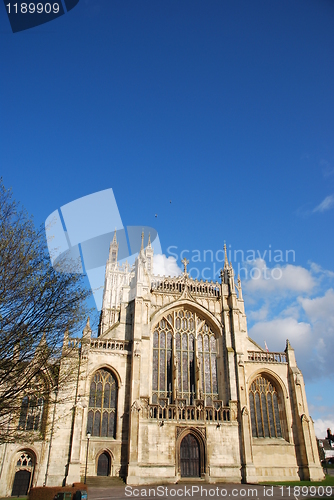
[249,375,283,438]
[18,396,44,431]
[87,369,117,438]
[152,309,218,406]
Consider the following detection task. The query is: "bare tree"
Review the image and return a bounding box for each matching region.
[0,180,92,443]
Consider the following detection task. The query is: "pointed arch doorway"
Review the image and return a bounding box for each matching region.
[180,434,200,477]
[11,451,35,496]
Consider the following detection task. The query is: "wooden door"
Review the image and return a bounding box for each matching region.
[12,470,31,496]
[180,434,200,477]
[97,453,110,476]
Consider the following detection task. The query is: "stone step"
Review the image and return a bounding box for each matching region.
[84,476,125,487]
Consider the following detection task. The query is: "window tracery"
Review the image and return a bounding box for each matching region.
[16,452,34,468]
[198,324,218,406]
[87,369,117,438]
[152,309,218,405]
[249,375,283,438]
[152,319,173,403]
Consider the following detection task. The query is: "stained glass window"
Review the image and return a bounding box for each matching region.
[197,327,218,405]
[152,321,173,403]
[87,369,117,438]
[249,375,283,438]
[152,309,219,405]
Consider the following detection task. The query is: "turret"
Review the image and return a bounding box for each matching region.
[228,261,235,292]
[285,338,297,367]
[108,228,119,265]
[35,332,48,359]
[237,274,243,300]
[13,340,20,363]
[62,327,69,354]
[221,242,236,293]
[102,230,119,311]
[222,243,229,285]
[82,317,92,340]
[134,231,145,283]
[145,232,154,274]
[81,317,91,359]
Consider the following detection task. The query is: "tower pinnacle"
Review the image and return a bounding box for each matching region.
[109,228,119,263]
[181,257,189,276]
[224,242,229,268]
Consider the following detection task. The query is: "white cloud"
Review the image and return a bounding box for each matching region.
[298,290,334,378]
[153,254,181,277]
[247,305,269,322]
[245,264,334,429]
[313,418,334,439]
[248,287,334,380]
[320,159,334,178]
[243,260,316,295]
[309,262,334,278]
[297,192,334,216]
[313,195,334,213]
[299,289,334,326]
[280,304,300,319]
[249,317,312,355]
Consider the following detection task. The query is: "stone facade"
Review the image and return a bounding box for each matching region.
[0,233,324,495]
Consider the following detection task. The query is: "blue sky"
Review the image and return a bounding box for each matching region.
[1,0,334,437]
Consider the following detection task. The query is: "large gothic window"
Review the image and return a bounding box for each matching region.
[152,309,218,406]
[18,374,45,432]
[87,369,117,438]
[249,375,283,438]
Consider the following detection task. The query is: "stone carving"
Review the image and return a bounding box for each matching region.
[134,341,141,357]
[295,371,302,385]
[181,257,189,275]
[131,400,142,413]
[229,401,238,421]
[241,406,249,417]
[140,398,149,418]
[196,358,201,390]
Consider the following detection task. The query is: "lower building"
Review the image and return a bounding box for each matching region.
[318,429,334,464]
[0,236,324,495]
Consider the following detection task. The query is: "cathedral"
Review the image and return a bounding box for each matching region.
[0,232,324,496]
